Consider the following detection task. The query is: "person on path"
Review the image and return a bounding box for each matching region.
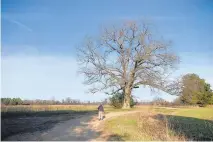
[98,104,104,120]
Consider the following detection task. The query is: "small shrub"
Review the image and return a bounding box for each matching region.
[109,92,137,109]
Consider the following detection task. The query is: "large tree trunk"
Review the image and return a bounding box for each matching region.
[122,87,132,109]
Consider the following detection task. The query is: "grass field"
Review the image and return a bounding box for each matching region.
[104,107,213,141]
[1,105,97,112]
[1,104,142,119]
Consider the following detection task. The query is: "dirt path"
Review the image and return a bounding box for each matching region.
[4,110,142,141]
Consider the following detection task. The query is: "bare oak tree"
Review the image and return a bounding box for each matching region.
[77,21,180,109]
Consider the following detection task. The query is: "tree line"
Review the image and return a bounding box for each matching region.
[1,97,108,105]
[2,74,212,107]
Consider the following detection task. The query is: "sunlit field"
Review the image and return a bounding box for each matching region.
[104,106,213,141]
[1,104,153,114]
[1,105,97,112]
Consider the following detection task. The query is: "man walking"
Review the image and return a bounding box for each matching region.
[98,103,104,120]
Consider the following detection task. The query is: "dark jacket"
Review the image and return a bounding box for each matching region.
[98,105,104,112]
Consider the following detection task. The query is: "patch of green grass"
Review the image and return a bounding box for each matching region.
[153,107,213,120]
[104,114,143,141]
[153,107,177,114]
[104,107,213,141]
[174,107,213,120]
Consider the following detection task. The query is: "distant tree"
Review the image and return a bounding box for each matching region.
[1,98,11,105]
[77,21,180,109]
[16,98,23,105]
[51,96,55,105]
[61,99,65,104]
[210,95,213,105]
[172,97,183,105]
[196,83,213,106]
[65,97,71,104]
[179,73,213,106]
[9,98,13,105]
[22,100,31,105]
[102,98,108,105]
[152,97,167,106]
[11,98,17,105]
[180,74,200,104]
[55,101,60,104]
[1,98,23,105]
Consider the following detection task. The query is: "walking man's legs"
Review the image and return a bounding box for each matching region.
[100,111,103,120]
[101,111,104,120]
[98,111,101,120]
[98,111,103,120]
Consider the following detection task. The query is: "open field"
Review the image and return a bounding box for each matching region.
[1,104,137,140]
[1,105,98,113]
[1,105,213,141]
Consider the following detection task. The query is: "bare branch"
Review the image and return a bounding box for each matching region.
[77,21,180,100]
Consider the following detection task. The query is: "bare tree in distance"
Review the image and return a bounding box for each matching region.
[77,21,180,109]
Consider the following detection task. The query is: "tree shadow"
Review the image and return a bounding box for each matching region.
[153,114,213,141]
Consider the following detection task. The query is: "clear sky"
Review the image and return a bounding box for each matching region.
[1,0,213,102]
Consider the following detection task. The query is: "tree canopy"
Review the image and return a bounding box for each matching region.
[179,73,213,106]
[77,21,180,108]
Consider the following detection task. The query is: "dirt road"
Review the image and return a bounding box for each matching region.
[4,111,142,141]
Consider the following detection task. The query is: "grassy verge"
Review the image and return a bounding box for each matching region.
[104,107,213,141]
[174,107,213,120]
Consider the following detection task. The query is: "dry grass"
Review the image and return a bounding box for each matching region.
[1,105,99,119]
[1,105,97,112]
[137,112,186,141]
[1,104,136,119]
[1,104,132,113]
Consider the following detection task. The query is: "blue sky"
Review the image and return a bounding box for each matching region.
[1,0,213,102]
